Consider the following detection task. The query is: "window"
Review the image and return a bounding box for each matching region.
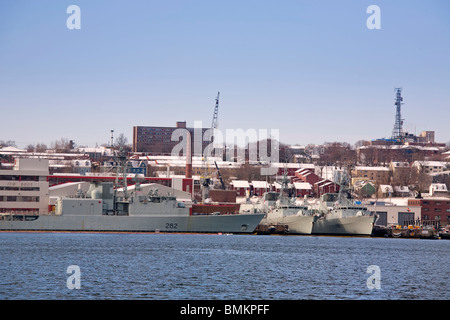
[20,176,39,182]
[20,187,40,191]
[18,196,40,202]
[0,175,19,181]
[435,216,441,220]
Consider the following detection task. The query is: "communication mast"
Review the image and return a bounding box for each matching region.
[391,88,404,143]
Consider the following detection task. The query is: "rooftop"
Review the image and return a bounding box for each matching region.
[354,166,389,171]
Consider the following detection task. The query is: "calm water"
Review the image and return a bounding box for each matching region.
[0,232,448,300]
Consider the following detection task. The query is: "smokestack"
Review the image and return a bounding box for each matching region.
[185,131,192,178]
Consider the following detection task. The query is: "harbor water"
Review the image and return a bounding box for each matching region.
[0,232,448,300]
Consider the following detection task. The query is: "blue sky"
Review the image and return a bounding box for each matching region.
[1,0,449,148]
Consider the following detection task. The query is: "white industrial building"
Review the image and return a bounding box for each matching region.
[0,158,50,214]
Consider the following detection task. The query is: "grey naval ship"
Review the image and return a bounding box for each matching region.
[240,173,315,235]
[310,170,376,236]
[312,192,376,236]
[0,180,264,233]
[258,191,315,234]
[0,150,264,233]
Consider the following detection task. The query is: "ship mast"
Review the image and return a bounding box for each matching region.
[114,147,129,201]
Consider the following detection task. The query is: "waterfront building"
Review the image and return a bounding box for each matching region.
[365,201,421,227]
[0,158,49,214]
[408,197,450,226]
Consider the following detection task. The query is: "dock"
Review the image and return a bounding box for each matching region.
[372,225,440,239]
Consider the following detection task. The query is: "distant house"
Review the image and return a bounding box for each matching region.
[230,180,250,197]
[273,181,289,193]
[71,159,92,175]
[271,163,314,176]
[360,182,376,197]
[429,183,448,196]
[294,168,338,196]
[413,161,445,174]
[251,181,271,196]
[394,186,410,197]
[314,179,339,196]
[442,150,450,161]
[378,184,393,198]
[390,161,410,171]
[295,168,321,185]
[293,182,312,197]
[351,166,390,188]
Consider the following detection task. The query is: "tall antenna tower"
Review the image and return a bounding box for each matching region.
[391,88,404,143]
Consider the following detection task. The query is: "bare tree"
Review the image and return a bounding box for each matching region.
[391,164,413,188]
[35,143,48,152]
[320,142,356,167]
[0,140,17,148]
[51,138,71,152]
[114,133,132,152]
[411,161,432,192]
[359,146,377,166]
[26,144,35,152]
[234,163,264,182]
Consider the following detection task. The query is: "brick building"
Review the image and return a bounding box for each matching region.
[293,168,339,197]
[132,121,210,156]
[408,197,450,226]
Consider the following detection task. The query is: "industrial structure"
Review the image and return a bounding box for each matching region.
[211,91,220,130]
[391,87,405,143]
[132,121,210,155]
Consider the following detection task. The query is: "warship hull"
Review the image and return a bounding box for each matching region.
[0,213,265,234]
[311,215,375,236]
[260,215,314,234]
